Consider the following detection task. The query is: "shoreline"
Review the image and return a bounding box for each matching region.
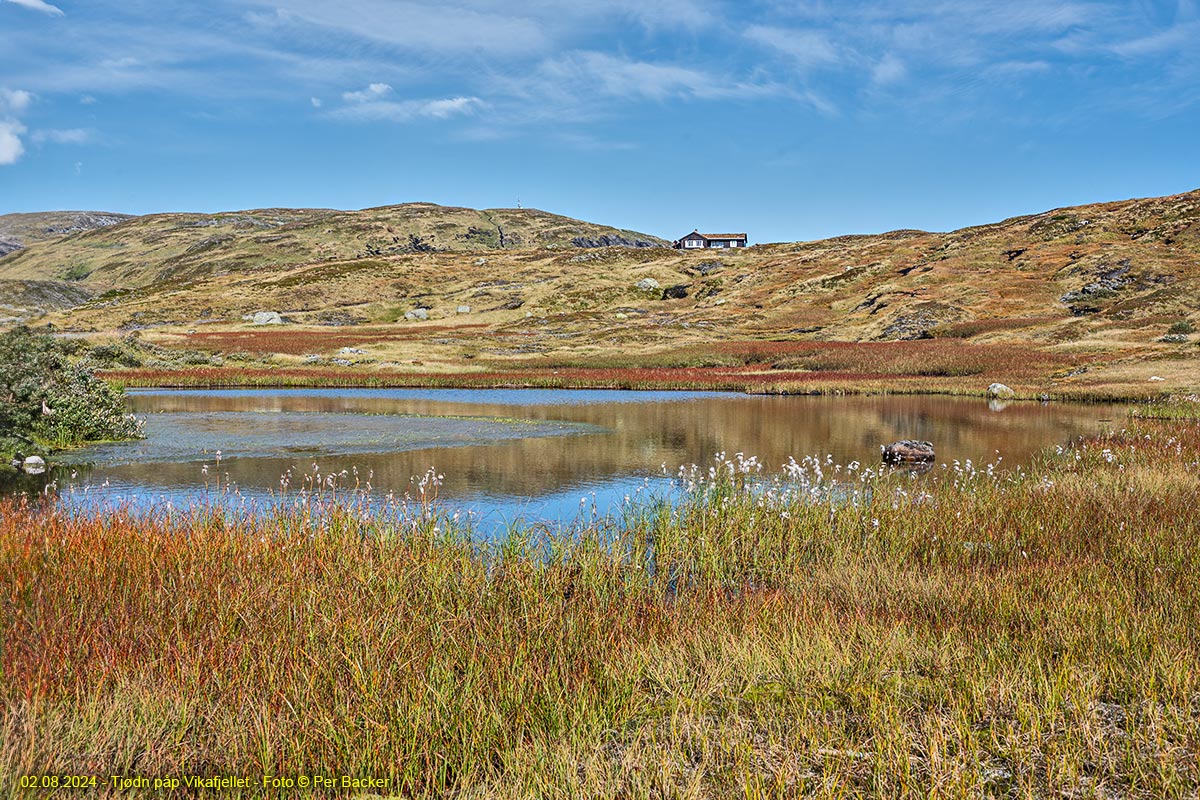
[100,366,1177,405]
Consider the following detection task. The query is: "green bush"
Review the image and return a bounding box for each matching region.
[0,327,143,456]
[1168,319,1194,335]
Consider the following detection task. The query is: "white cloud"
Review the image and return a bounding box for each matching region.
[420,97,482,119]
[342,82,392,103]
[745,25,840,69]
[332,94,484,122]
[533,51,756,102]
[248,1,550,57]
[309,96,322,108]
[31,127,91,144]
[0,88,33,115]
[0,88,33,165]
[871,53,907,85]
[1110,20,1200,57]
[244,0,718,57]
[0,121,26,165]
[3,0,64,16]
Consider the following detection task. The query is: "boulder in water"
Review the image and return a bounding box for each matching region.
[987,382,1015,399]
[881,440,935,464]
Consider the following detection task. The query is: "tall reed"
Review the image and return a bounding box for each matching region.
[3,424,1199,797]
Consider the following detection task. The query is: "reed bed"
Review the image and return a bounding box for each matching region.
[1130,394,1200,420]
[2,424,1199,797]
[102,365,1038,398]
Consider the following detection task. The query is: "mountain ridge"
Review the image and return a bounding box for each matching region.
[2,189,1199,397]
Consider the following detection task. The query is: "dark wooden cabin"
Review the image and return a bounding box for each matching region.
[672,230,748,249]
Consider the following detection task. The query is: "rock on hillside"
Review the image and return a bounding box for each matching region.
[0,211,134,248]
[0,279,95,323]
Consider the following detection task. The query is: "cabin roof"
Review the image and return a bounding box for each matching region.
[700,232,747,240]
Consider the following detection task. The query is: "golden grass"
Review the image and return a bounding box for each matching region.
[3,424,1200,797]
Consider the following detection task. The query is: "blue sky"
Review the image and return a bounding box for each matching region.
[1,0,1198,243]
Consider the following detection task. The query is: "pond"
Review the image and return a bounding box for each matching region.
[11,388,1121,530]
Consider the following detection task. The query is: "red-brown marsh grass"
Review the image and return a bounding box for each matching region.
[3,424,1199,797]
[179,326,491,356]
[102,338,1083,398]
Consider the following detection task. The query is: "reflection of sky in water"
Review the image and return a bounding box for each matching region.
[56,472,678,541]
[67,411,599,465]
[16,388,1122,533]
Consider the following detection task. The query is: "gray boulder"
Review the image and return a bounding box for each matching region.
[404,308,429,321]
[987,382,1015,399]
[248,311,284,325]
[881,440,935,464]
[457,305,471,314]
[636,278,660,291]
[21,455,47,475]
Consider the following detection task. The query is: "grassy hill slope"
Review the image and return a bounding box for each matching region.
[0,204,667,290]
[3,190,1199,398]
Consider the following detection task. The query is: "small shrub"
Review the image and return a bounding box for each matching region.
[1168,320,1194,335]
[63,264,91,281]
[0,327,143,455]
[87,343,143,368]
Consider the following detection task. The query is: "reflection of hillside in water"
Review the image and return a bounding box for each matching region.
[83,390,1123,500]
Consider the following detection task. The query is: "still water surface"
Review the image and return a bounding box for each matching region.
[24,388,1120,529]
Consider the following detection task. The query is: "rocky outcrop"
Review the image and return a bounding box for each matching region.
[0,279,93,310]
[571,235,659,248]
[880,301,964,340]
[661,284,689,300]
[40,212,132,236]
[0,236,23,257]
[1061,264,1131,304]
[404,308,429,321]
[881,440,936,464]
[636,278,660,291]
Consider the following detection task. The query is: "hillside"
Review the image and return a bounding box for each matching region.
[0,204,667,290]
[3,190,1199,398]
[0,211,133,256]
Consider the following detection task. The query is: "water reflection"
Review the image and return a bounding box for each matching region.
[13,388,1120,525]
